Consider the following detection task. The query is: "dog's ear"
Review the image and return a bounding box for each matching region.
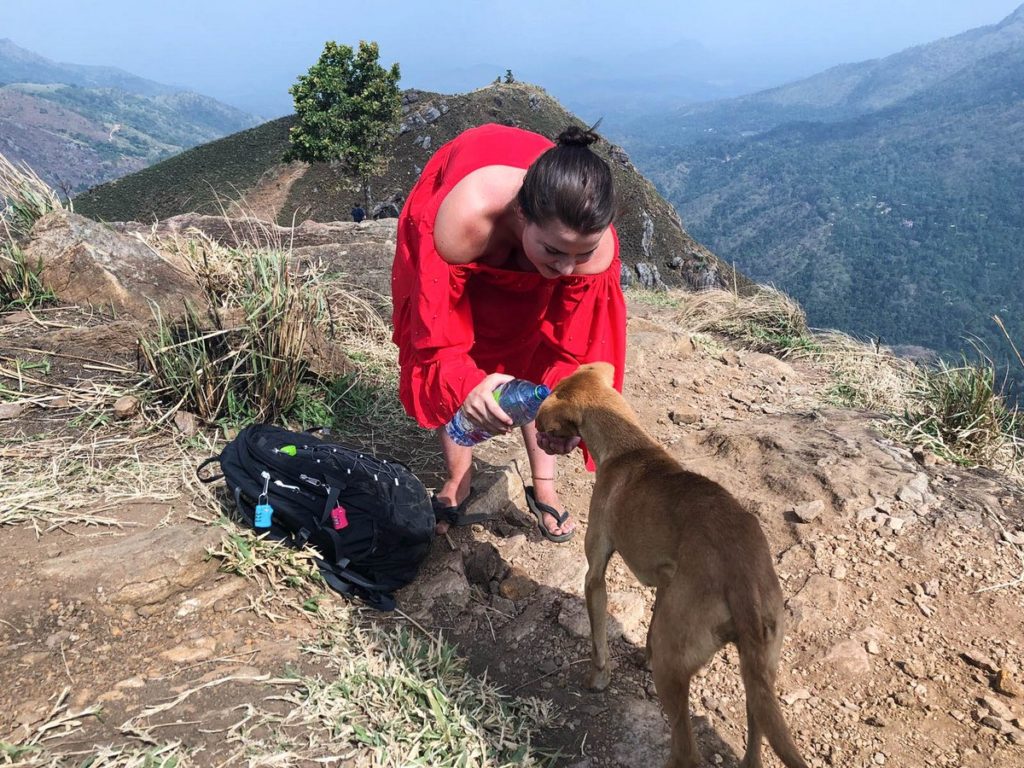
[587,361,615,388]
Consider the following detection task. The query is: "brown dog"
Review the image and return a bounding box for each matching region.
[536,363,808,768]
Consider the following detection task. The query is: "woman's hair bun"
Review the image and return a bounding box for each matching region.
[555,124,600,149]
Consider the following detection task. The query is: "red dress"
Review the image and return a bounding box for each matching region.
[391,124,627,457]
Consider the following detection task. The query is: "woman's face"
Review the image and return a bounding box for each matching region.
[521,219,606,279]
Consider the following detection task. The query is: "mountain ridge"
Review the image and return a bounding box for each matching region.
[0,39,259,192]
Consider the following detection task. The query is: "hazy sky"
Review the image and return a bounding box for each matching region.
[4,0,1022,117]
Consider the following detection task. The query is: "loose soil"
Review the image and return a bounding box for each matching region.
[2,293,1023,767]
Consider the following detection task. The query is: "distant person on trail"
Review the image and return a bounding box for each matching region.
[391,123,626,541]
[351,203,366,222]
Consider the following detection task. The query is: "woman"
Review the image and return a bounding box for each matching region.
[391,122,627,541]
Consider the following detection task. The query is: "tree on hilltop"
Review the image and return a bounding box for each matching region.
[285,40,401,207]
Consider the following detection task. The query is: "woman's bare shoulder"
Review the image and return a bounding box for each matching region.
[573,228,617,276]
[434,166,524,264]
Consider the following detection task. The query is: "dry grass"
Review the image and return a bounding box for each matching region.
[670,286,812,356]
[0,152,66,241]
[138,229,325,424]
[0,432,207,533]
[199,530,560,766]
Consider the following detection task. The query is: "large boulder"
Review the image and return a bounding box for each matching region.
[25,211,203,322]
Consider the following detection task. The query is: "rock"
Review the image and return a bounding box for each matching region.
[782,688,812,705]
[499,566,538,602]
[669,406,700,425]
[826,639,872,676]
[607,591,646,643]
[113,395,140,420]
[901,659,925,684]
[408,549,470,613]
[26,211,204,322]
[173,410,200,436]
[534,548,588,596]
[490,595,516,617]
[1,310,31,325]
[609,698,672,767]
[557,598,591,639]
[0,402,26,420]
[634,262,666,291]
[980,694,1014,720]
[463,542,504,586]
[36,524,222,610]
[793,500,825,523]
[995,668,1022,698]
[897,485,924,504]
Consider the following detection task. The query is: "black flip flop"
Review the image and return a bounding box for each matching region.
[430,490,491,526]
[524,486,575,543]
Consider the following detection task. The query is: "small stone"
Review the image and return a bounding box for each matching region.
[962,651,1000,675]
[897,485,924,504]
[873,751,886,765]
[867,640,881,655]
[668,406,699,425]
[923,579,940,597]
[0,402,26,420]
[831,563,848,580]
[1,310,31,325]
[793,500,825,523]
[173,409,200,436]
[995,668,1022,698]
[782,688,812,705]
[981,715,1008,732]
[1008,730,1024,746]
[498,568,537,602]
[980,694,1014,719]
[113,395,140,420]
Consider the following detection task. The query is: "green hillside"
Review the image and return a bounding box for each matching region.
[640,44,1024,394]
[75,82,744,293]
[74,117,293,221]
[0,39,259,192]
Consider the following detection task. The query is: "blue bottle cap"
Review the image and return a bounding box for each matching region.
[535,384,551,399]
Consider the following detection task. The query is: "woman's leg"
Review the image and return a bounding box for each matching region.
[435,426,473,535]
[521,421,575,536]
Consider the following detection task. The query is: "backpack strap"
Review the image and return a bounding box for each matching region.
[196,455,224,483]
[315,557,396,611]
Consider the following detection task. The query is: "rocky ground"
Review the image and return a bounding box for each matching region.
[2,217,1024,767]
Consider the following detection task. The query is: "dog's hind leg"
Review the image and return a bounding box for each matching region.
[584,529,615,691]
[649,594,705,768]
[736,618,808,768]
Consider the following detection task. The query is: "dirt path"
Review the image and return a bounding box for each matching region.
[2,296,1023,767]
[227,161,309,224]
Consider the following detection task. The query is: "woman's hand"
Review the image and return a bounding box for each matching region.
[461,373,516,435]
[536,432,582,455]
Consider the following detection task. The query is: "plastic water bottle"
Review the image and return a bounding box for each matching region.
[445,379,552,447]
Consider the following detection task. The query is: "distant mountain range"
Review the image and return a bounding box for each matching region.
[624,4,1024,395]
[0,39,259,192]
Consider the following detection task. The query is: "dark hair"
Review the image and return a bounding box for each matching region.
[517,125,615,234]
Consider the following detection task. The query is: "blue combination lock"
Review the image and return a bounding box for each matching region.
[255,471,273,532]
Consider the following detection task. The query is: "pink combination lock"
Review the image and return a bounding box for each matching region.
[330,504,349,530]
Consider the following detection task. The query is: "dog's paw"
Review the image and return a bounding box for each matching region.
[585,665,612,691]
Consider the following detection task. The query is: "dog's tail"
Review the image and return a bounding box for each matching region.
[734,603,809,768]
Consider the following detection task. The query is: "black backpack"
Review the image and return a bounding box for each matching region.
[197,424,435,611]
